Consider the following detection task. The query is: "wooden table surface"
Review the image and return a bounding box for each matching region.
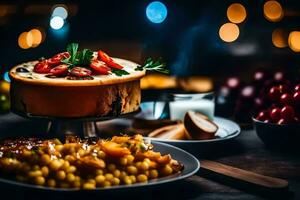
[0,113,299,200]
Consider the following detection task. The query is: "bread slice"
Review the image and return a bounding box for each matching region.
[148,124,188,140]
[184,111,218,140]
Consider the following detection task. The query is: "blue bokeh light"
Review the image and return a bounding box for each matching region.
[50,16,64,30]
[146,1,168,24]
[52,6,68,19]
[3,72,10,82]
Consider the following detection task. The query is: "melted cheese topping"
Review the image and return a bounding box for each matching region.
[10,57,145,86]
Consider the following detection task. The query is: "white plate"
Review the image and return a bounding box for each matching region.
[147,117,241,147]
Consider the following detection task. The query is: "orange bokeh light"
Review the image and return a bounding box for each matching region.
[264,1,283,22]
[272,29,288,48]
[18,32,33,49]
[288,31,300,52]
[227,3,247,24]
[29,29,42,47]
[219,23,240,42]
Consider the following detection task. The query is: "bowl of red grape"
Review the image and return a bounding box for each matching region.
[253,83,300,149]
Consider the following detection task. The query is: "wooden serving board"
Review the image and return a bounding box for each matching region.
[199,160,290,198]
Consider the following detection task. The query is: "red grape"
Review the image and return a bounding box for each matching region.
[281,106,295,121]
[269,86,281,102]
[295,84,300,92]
[278,84,290,94]
[270,107,281,122]
[280,93,293,105]
[256,110,269,121]
[277,118,289,125]
[294,117,300,123]
[293,92,300,106]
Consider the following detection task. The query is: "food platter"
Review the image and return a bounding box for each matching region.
[147,117,241,145]
[0,141,200,192]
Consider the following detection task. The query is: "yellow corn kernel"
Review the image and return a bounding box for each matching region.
[66,173,75,182]
[56,170,66,180]
[41,166,49,177]
[127,166,138,175]
[111,177,120,185]
[149,169,158,179]
[83,182,96,189]
[107,163,116,172]
[120,157,128,165]
[34,176,45,185]
[137,174,148,183]
[47,179,56,187]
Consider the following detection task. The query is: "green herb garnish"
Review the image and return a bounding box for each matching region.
[111,69,130,76]
[62,43,94,68]
[135,58,169,74]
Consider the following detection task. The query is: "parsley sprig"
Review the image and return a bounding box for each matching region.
[135,58,169,74]
[61,43,94,68]
[111,69,130,76]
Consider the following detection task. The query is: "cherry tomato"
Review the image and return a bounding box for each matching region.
[280,93,293,105]
[98,50,123,69]
[70,67,92,77]
[256,110,269,121]
[270,107,281,122]
[268,86,281,102]
[50,64,68,76]
[90,60,110,75]
[281,106,295,121]
[98,51,113,63]
[33,61,51,73]
[107,60,123,70]
[47,52,70,66]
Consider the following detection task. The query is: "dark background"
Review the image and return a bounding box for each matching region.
[0,0,300,79]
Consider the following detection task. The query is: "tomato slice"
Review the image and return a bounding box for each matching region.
[90,60,110,75]
[70,67,92,77]
[107,60,123,70]
[98,50,123,69]
[47,52,70,66]
[33,61,51,73]
[98,51,113,63]
[50,64,69,76]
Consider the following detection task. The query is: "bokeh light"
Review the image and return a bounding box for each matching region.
[18,32,33,49]
[272,29,288,48]
[29,29,42,47]
[227,3,247,24]
[288,31,300,52]
[219,23,240,43]
[3,72,10,82]
[0,6,7,17]
[52,5,68,19]
[146,1,168,24]
[50,16,64,30]
[0,81,10,94]
[264,1,283,22]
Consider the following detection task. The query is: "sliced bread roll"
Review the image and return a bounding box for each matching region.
[184,111,218,140]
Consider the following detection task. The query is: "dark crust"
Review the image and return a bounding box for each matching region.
[108,94,122,116]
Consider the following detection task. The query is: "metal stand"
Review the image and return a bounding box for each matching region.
[46,121,98,138]
[13,109,141,139]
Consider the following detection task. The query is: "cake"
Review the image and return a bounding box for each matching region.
[9,44,147,118]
